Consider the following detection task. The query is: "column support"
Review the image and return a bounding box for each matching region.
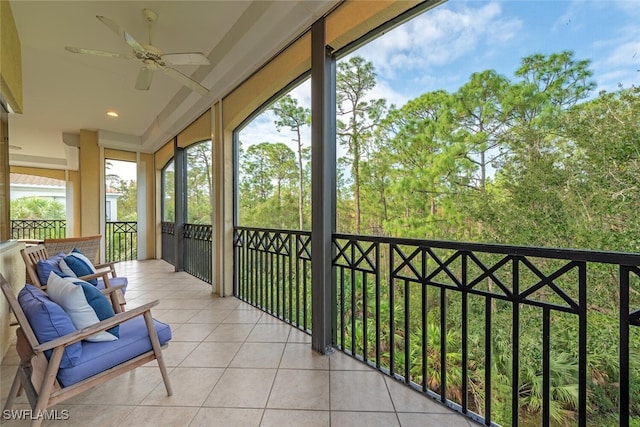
[311,17,336,354]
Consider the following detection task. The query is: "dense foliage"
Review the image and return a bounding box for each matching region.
[10,197,65,220]
[238,51,640,425]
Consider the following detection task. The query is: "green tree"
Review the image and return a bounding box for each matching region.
[115,180,137,221]
[561,86,640,252]
[271,94,311,230]
[337,56,386,234]
[454,69,514,192]
[375,90,471,239]
[186,141,213,224]
[239,142,298,228]
[11,197,65,220]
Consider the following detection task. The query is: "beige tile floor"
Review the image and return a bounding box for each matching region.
[1,259,475,427]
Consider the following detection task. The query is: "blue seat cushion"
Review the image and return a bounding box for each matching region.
[17,285,82,369]
[56,316,171,387]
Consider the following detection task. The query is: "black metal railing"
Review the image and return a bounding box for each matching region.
[332,233,640,427]
[105,221,137,262]
[10,219,66,240]
[232,226,640,426]
[234,226,312,332]
[161,221,175,265]
[183,223,212,283]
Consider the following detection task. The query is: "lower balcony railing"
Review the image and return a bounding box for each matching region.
[105,221,137,262]
[234,227,312,332]
[161,221,175,265]
[234,226,640,427]
[10,219,66,240]
[183,223,212,284]
[160,222,212,284]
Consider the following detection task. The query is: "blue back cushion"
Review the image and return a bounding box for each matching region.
[59,248,98,286]
[72,279,119,338]
[18,285,82,368]
[35,252,66,285]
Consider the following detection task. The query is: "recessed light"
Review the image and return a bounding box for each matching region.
[106,111,119,118]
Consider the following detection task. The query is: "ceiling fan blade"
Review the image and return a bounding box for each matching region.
[96,15,146,53]
[162,53,210,66]
[65,46,132,60]
[162,66,209,95]
[135,67,155,91]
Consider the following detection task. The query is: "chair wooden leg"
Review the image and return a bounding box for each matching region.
[2,369,22,410]
[143,312,172,396]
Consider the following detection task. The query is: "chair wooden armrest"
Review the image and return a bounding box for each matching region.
[76,270,112,283]
[94,261,118,277]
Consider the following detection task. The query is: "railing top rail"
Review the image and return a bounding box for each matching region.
[235,225,311,236]
[232,226,640,265]
[333,232,640,266]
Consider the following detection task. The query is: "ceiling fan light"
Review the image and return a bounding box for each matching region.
[106,111,119,118]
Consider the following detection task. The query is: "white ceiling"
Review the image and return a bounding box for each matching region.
[8,0,338,170]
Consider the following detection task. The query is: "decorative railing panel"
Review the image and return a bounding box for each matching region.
[234,226,312,332]
[183,223,212,283]
[105,221,137,262]
[161,221,175,265]
[333,233,640,427]
[11,220,66,240]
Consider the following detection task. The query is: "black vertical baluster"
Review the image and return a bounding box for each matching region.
[376,242,381,368]
[542,306,550,427]
[462,252,468,413]
[422,281,427,392]
[303,260,308,330]
[512,256,520,427]
[239,233,244,299]
[351,243,356,355]
[296,236,301,326]
[255,232,259,305]
[363,271,368,363]
[244,232,248,300]
[252,233,257,305]
[422,248,428,392]
[620,265,630,427]
[485,297,492,426]
[340,266,345,349]
[288,234,293,324]
[440,286,446,403]
[404,277,410,384]
[246,232,250,301]
[259,235,264,309]
[273,236,277,314]
[578,262,587,427]
[390,245,395,377]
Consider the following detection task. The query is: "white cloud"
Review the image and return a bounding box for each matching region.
[356,2,521,82]
[592,39,640,91]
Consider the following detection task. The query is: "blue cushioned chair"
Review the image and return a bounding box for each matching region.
[21,243,127,310]
[1,274,172,427]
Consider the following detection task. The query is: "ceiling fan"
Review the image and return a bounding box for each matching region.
[65,8,210,95]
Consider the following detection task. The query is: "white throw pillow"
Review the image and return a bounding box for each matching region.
[46,272,117,342]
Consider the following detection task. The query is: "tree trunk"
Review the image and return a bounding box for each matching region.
[296,129,304,230]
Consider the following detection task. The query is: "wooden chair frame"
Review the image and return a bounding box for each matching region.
[1,275,172,427]
[20,244,125,309]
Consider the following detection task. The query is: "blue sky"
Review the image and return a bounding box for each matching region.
[242,0,639,150]
[355,0,639,107]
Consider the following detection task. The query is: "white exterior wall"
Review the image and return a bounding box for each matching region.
[11,183,121,221]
